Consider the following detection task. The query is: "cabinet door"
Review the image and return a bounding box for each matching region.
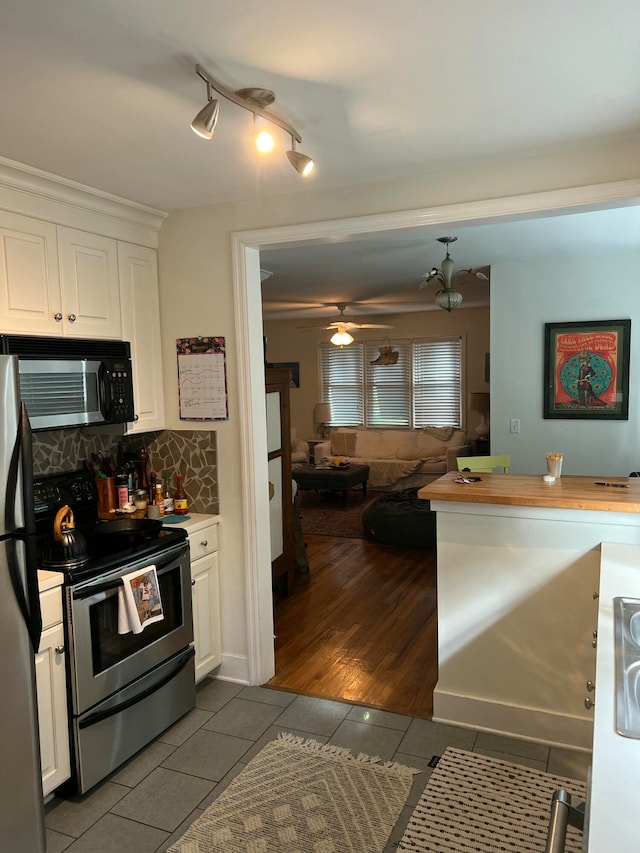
[0,210,63,335]
[118,242,165,432]
[35,623,71,797]
[57,226,121,338]
[191,551,222,682]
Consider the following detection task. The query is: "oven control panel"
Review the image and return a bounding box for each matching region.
[33,469,98,525]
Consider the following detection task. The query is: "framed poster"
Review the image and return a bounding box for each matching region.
[177,336,228,421]
[543,319,631,420]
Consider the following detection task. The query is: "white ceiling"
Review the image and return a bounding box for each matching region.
[1,0,639,317]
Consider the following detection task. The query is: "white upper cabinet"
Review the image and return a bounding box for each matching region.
[118,241,165,432]
[57,227,121,338]
[0,211,63,335]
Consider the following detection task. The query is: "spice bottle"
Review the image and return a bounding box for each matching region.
[154,483,165,517]
[163,474,174,515]
[115,473,129,509]
[173,475,188,515]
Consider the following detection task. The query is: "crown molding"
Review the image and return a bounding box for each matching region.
[0,156,167,246]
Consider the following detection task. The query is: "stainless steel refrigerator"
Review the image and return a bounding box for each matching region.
[0,355,46,851]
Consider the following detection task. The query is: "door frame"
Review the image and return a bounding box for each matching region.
[231,178,640,685]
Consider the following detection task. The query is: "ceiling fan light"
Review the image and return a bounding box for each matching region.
[286,149,315,177]
[191,99,220,139]
[331,330,354,347]
[435,289,463,312]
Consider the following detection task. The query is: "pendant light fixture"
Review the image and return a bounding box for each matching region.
[418,237,489,312]
[190,64,315,177]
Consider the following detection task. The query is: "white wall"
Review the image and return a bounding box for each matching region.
[492,251,640,477]
[157,138,640,683]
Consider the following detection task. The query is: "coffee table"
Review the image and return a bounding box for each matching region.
[292,463,370,507]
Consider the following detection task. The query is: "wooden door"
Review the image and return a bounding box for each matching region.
[266,368,295,594]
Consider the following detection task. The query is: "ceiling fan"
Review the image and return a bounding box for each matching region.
[298,303,394,346]
[297,303,394,332]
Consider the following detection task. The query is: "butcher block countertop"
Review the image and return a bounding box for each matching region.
[418,471,640,513]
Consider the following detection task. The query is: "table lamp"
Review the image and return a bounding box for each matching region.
[314,402,331,439]
[469,392,490,440]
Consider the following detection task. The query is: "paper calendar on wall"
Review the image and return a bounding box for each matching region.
[176,337,229,421]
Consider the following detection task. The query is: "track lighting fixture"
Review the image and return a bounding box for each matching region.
[191,64,315,177]
[418,236,489,312]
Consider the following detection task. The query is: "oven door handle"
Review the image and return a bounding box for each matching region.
[78,646,195,730]
[73,553,187,600]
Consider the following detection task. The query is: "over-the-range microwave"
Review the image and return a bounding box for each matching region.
[0,334,135,431]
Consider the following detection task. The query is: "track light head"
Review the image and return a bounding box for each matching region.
[191,98,220,139]
[255,129,275,152]
[286,148,315,177]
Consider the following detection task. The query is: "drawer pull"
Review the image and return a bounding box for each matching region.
[54,645,65,655]
[200,540,208,547]
[586,680,595,692]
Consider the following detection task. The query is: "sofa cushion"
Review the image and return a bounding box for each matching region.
[331,430,357,457]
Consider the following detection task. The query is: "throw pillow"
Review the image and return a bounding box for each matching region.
[331,431,357,456]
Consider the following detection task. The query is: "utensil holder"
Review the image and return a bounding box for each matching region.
[96,477,117,517]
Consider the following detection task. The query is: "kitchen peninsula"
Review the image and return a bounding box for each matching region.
[418,472,640,751]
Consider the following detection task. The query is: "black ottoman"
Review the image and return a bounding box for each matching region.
[362,488,436,549]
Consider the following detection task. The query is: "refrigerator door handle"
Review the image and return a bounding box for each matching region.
[5,404,42,653]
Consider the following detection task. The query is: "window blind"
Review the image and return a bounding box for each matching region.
[319,336,462,429]
[319,344,364,426]
[413,338,462,427]
[364,342,411,427]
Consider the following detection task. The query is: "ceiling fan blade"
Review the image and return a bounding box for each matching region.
[354,323,394,329]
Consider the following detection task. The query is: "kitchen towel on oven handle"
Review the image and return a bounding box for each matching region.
[117,565,164,634]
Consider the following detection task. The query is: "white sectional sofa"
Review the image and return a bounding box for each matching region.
[313,427,472,490]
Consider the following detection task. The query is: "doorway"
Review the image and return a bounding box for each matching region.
[232,180,640,692]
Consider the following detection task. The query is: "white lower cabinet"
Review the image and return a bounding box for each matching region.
[188,520,222,682]
[35,585,70,797]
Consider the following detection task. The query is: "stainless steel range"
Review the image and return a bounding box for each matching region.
[34,470,195,794]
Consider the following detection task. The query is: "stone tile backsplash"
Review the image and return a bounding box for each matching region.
[32,428,218,514]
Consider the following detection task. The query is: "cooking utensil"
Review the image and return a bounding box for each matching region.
[91,517,163,543]
[40,505,89,569]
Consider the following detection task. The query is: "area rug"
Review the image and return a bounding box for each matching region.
[297,488,381,539]
[398,747,586,852]
[168,733,417,852]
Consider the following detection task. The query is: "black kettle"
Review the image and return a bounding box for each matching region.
[41,505,89,569]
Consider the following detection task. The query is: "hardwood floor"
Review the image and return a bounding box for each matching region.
[267,534,438,718]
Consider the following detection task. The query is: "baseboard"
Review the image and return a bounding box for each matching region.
[434,688,593,752]
[217,653,250,685]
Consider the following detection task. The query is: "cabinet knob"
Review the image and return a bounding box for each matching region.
[68,313,77,322]
[134,414,139,422]
[593,591,599,600]
[592,630,598,639]
[586,680,595,692]
[191,579,196,586]
[200,540,208,548]
[54,645,65,655]
[54,312,63,322]
[584,697,595,710]
[592,639,597,648]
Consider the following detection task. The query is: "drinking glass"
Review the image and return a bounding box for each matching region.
[546,453,563,478]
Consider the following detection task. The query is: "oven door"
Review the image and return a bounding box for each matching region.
[66,541,192,714]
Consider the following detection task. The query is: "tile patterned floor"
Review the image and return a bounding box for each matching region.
[44,678,592,852]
